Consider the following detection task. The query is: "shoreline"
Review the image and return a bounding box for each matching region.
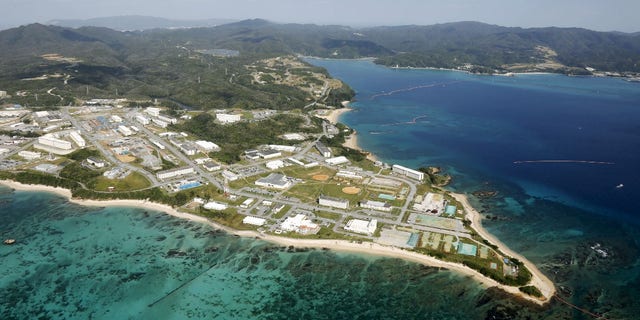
[451,193,556,301]
[316,106,379,162]
[0,179,554,304]
[316,105,352,124]
[342,131,378,162]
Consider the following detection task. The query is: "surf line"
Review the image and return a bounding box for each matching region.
[370,81,463,100]
[382,114,429,127]
[513,160,615,165]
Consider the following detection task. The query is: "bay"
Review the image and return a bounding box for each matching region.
[307,58,640,319]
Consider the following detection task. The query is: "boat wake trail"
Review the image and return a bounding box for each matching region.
[513,160,615,165]
[370,81,462,100]
[382,115,429,127]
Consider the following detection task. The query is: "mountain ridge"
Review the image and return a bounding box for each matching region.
[46,15,237,31]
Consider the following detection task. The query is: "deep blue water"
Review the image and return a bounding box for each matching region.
[309,59,640,220]
[306,58,640,319]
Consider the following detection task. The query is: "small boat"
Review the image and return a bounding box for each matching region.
[616,184,624,189]
[3,239,16,245]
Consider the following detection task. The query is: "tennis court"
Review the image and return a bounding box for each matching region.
[457,243,478,256]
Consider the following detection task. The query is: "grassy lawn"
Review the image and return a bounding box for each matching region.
[314,210,342,221]
[284,182,325,203]
[352,159,378,173]
[280,165,336,180]
[415,183,434,196]
[227,172,267,189]
[196,208,260,231]
[320,183,369,203]
[271,204,291,219]
[279,224,370,242]
[93,172,151,191]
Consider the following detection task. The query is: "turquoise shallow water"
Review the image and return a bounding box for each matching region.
[2,188,546,320]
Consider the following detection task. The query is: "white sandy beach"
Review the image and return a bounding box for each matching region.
[342,131,378,162]
[316,105,352,124]
[316,105,379,162]
[451,193,556,301]
[1,179,554,304]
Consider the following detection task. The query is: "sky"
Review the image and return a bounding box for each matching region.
[2,0,639,32]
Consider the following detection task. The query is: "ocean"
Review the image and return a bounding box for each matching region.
[1,188,515,319]
[1,59,640,319]
[307,58,640,319]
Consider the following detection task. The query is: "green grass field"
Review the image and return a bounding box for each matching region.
[280,165,336,179]
[314,211,342,221]
[93,172,151,191]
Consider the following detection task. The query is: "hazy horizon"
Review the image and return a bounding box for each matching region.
[2,0,640,33]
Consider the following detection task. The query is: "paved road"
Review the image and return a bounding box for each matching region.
[127,114,225,190]
[62,107,162,186]
[54,106,461,240]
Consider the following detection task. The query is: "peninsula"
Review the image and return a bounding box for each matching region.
[0,94,555,304]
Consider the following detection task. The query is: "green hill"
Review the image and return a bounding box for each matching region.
[1,20,638,107]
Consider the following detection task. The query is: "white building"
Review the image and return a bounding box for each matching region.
[110,115,123,123]
[221,170,239,181]
[336,170,363,180]
[413,192,446,214]
[69,131,86,148]
[157,115,178,124]
[287,158,304,166]
[179,143,197,156]
[325,156,350,166]
[204,201,228,211]
[318,195,349,209]
[194,157,211,164]
[216,113,242,124]
[195,140,220,152]
[243,216,266,226]
[258,149,281,159]
[150,139,165,150]
[265,159,285,170]
[360,200,392,212]
[255,173,291,190]
[18,150,41,160]
[0,90,7,98]
[38,135,72,150]
[240,198,255,208]
[202,161,221,172]
[0,110,27,118]
[156,166,195,180]
[118,125,133,136]
[344,219,377,236]
[304,161,319,168]
[268,144,297,153]
[272,204,285,214]
[152,118,168,128]
[135,114,150,125]
[282,133,305,141]
[87,156,107,168]
[315,141,332,158]
[145,107,161,117]
[392,164,424,181]
[280,214,319,234]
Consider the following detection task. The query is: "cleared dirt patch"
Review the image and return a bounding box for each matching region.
[312,174,330,181]
[342,186,361,194]
[116,154,136,163]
